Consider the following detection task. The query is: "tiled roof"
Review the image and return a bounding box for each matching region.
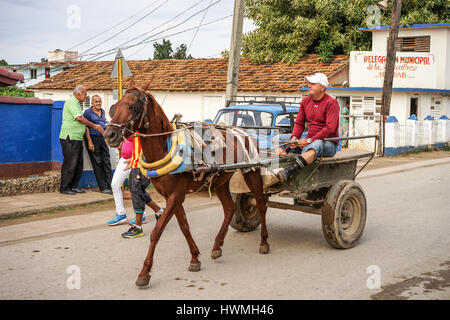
[30,54,349,92]
[0,96,52,104]
[0,68,24,86]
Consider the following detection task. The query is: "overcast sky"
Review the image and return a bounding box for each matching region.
[0,0,256,65]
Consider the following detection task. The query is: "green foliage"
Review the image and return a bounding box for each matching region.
[152,39,193,60]
[0,87,34,97]
[243,0,450,64]
[0,59,7,65]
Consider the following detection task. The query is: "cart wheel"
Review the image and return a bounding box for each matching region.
[230,193,261,232]
[322,180,367,249]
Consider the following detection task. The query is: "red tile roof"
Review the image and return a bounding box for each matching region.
[30,55,349,92]
[0,68,24,86]
[0,96,52,104]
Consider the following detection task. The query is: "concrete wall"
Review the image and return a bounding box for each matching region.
[1,102,52,164]
[384,115,449,156]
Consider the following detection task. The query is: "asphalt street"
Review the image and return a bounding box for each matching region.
[0,161,449,299]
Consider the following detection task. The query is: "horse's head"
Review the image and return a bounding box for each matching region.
[104,79,151,147]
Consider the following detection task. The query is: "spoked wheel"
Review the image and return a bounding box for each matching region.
[322,180,367,249]
[230,193,261,232]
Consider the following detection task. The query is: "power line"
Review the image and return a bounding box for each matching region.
[80,0,222,60]
[67,0,163,51]
[26,14,233,87]
[22,0,217,83]
[10,0,164,74]
[187,0,214,54]
[79,0,169,57]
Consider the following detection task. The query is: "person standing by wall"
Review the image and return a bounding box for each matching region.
[341,102,350,148]
[84,95,113,194]
[59,85,104,195]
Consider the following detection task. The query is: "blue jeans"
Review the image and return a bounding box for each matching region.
[285,139,337,161]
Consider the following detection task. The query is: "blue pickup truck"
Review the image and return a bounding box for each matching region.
[210,98,307,150]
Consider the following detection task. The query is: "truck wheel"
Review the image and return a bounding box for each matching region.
[322,180,367,249]
[230,193,261,232]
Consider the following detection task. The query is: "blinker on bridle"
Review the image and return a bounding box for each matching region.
[106,87,151,136]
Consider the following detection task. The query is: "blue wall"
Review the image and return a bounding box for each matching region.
[1,102,52,163]
[1,100,102,188]
[51,101,64,162]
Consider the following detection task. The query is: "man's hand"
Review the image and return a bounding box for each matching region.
[297,138,309,148]
[94,124,104,135]
[289,137,299,149]
[88,141,95,152]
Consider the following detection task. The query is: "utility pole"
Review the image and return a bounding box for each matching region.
[225,0,245,106]
[380,0,402,156]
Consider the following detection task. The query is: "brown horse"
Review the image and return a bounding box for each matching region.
[104,80,269,287]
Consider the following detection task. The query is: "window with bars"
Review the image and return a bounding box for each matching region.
[81,96,91,110]
[391,36,431,52]
[350,96,381,117]
[430,97,441,119]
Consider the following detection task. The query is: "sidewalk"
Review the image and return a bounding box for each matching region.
[1,155,449,221]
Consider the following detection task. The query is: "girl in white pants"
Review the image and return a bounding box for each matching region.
[111,158,130,217]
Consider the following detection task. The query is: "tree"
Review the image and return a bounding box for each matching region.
[152,39,193,60]
[242,0,450,64]
[0,59,7,65]
[221,49,230,58]
[0,87,34,97]
[173,44,193,59]
[153,39,173,60]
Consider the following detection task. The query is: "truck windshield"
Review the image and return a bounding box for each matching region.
[213,109,273,128]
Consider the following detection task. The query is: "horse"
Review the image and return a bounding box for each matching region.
[104,80,269,287]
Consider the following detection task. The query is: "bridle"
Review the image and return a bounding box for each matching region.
[106,87,151,137]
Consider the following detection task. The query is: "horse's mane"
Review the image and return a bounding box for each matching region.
[145,91,174,134]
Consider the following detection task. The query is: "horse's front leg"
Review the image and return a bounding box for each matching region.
[135,195,179,287]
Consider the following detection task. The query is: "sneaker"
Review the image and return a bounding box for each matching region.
[121,225,144,239]
[155,208,164,221]
[129,215,147,225]
[101,189,113,195]
[60,190,76,195]
[72,188,86,194]
[107,213,128,226]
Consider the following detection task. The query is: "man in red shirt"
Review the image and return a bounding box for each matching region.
[277,73,340,182]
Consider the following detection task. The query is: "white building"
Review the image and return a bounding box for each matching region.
[29,55,349,122]
[0,50,81,89]
[306,23,450,124]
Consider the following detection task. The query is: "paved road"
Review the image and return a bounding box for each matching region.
[0,161,449,300]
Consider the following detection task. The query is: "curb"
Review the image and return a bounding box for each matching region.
[0,197,114,221]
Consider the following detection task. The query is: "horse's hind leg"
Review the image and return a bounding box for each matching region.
[174,204,201,272]
[243,170,269,254]
[211,179,236,260]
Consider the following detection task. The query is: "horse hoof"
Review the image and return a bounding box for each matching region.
[135,276,150,287]
[188,263,201,272]
[259,243,270,254]
[211,249,222,260]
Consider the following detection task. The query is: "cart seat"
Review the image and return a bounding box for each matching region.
[320,150,374,163]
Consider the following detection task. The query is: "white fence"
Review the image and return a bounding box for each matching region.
[384,115,449,155]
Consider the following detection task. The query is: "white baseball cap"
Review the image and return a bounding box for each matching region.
[305,73,329,87]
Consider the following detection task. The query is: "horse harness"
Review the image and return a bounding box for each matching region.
[106,87,151,136]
